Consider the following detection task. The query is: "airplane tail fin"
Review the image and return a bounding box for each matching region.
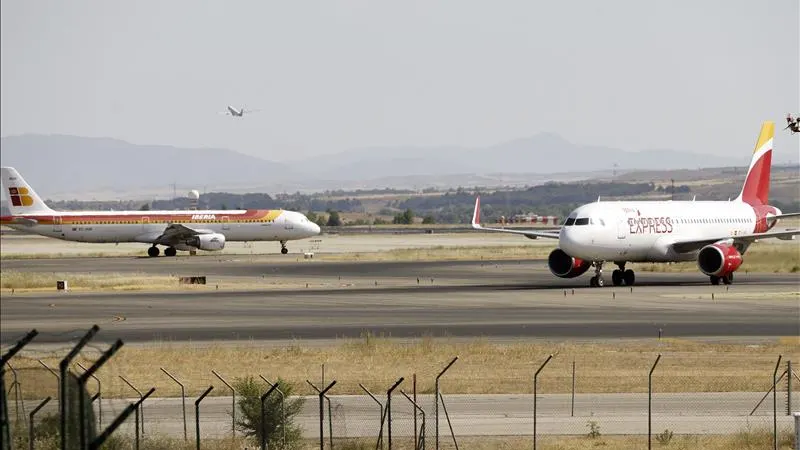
[1,167,55,215]
[735,121,774,206]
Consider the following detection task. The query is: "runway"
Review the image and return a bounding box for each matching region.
[2,257,798,344]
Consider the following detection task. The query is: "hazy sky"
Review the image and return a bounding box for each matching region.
[2,1,798,163]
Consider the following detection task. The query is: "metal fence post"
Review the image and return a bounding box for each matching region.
[774,355,783,450]
[6,363,22,424]
[119,376,145,436]
[307,380,336,450]
[400,390,425,450]
[648,354,661,450]
[37,360,60,401]
[89,388,154,450]
[211,370,236,438]
[260,382,280,450]
[160,368,188,441]
[76,362,103,429]
[788,360,793,416]
[78,339,123,450]
[195,386,214,450]
[358,383,384,449]
[260,376,286,449]
[533,354,553,450]
[386,378,404,450]
[1,329,38,450]
[571,360,576,417]
[60,325,98,450]
[28,397,51,450]
[435,357,458,450]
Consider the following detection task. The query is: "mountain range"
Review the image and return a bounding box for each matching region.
[0,133,751,200]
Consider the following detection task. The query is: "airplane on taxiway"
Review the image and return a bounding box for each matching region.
[0,167,320,257]
[471,121,800,287]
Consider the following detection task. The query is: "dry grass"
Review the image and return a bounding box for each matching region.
[0,251,144,260]
[635,242,800,274]
[9,337,799,400]
[333,430,797,450]
[0,270,179,292]
[15,431,794,450]
[318,244,555,262]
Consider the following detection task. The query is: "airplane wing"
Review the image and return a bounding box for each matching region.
[670,228,800,254]
[771,212,800,220]
[471,197,560,240]
[153,223,214,246]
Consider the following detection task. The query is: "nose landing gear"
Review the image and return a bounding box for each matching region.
[280,241,288,254]
[589,262,605,287]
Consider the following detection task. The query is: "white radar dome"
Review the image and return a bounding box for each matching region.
[188,190,200,199]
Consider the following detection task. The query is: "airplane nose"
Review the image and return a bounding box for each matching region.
[309,222,321,235]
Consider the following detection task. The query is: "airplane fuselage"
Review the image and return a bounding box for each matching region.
[558,200,778,262]
[0,209,319,244]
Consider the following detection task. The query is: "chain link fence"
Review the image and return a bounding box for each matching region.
[2,328,798,449]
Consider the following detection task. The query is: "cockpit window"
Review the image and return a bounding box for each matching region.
[574,218,589,226]
[564,217,575,226]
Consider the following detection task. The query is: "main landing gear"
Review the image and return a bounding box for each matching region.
[280,241,289,255]
[147,245,177,257]
[590,261,636,287]
[611,262,635,287]
[709,273,733,285]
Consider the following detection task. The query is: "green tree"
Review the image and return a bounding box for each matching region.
[326,209,342,226]
[393,208,415,224]
[138,203,150,211]
[422,215,436,224]
[232,376,305,449]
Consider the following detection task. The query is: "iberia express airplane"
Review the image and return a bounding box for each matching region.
[1,167,320,257]
[471,121,800,287]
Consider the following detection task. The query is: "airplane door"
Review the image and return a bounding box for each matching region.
[141,216,150,230]
[283,215,294,230]
[53,216,62,232]
[222,216,230,230]
[617,217,627,239]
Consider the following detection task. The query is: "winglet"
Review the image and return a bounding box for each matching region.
[471,196,482,229]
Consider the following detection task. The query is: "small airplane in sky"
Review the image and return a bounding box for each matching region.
[221,105,261,117]
[784,114,799,134]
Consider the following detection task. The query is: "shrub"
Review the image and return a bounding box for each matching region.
[232,376,305,449]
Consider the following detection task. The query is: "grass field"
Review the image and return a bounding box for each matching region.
[9,337,799,400]
[0,270,181,292]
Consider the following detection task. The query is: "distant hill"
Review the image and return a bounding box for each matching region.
[0,135,292,199]
[292,133,746,180]
[1,133,749,199]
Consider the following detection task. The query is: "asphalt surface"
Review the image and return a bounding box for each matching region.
[2,258,798,344]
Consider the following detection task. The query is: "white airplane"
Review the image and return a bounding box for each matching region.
[0,167,320,257]
[221,105,260,117]
[471,121,800,287]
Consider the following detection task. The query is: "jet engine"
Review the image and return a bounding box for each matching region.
[186,233,226,251]
[548,248,592,278]
[697,243,742,277]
